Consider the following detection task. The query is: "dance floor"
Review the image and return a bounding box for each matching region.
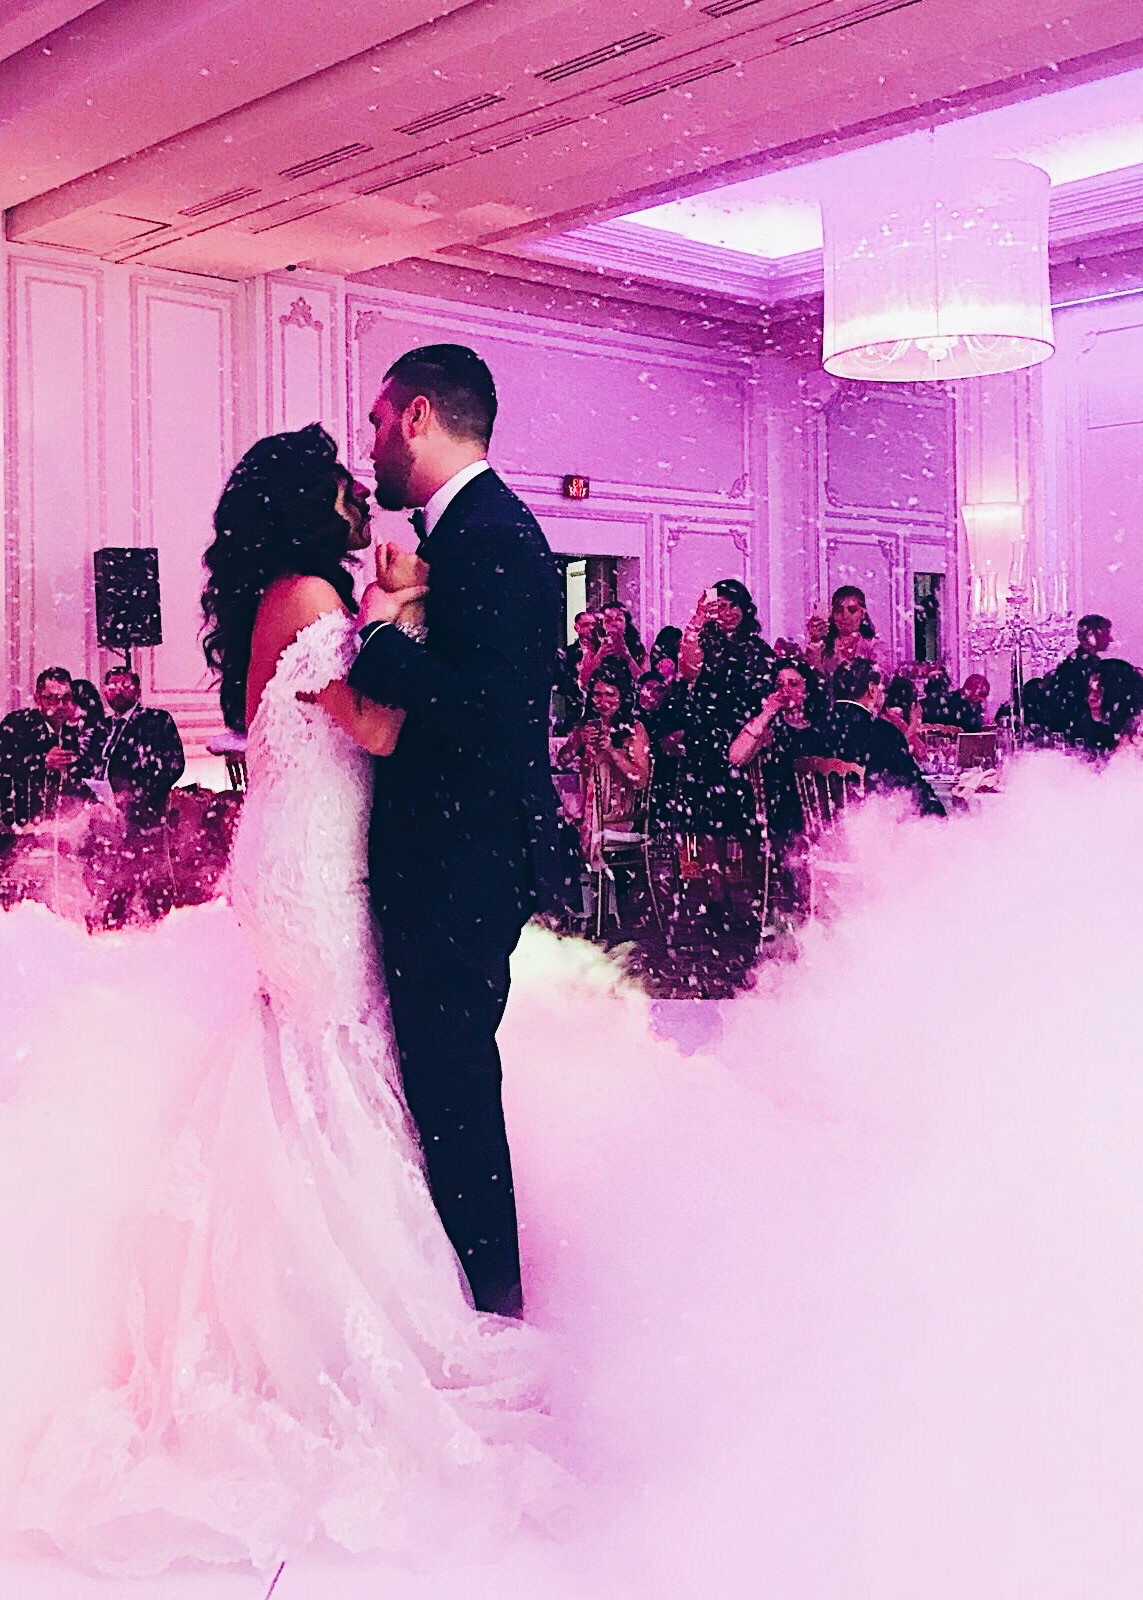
[2,750,1142,1599]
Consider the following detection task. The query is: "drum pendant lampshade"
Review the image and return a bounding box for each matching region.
[822,157,1054,382]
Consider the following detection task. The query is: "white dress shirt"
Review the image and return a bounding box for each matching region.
[421,459,490,538]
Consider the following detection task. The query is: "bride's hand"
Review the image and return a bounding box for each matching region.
[359,580,428,628]
[375,542,429,594]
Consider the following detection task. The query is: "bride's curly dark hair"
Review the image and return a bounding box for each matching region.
[202,423,358,731]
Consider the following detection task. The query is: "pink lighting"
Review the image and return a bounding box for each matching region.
[822,159,1055,382]
[962,502,1025,620]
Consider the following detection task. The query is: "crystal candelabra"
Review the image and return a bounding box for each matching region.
[966,582,1074,742]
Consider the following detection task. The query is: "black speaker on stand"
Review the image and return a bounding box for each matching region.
[93,547,163,670]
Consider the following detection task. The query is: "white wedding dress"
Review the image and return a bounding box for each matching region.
[9,610,560,1576]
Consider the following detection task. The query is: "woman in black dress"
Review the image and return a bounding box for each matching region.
[729,659,823,913]
[674,579,774,912]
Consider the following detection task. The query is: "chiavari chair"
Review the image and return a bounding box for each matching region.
[792,756,865,919]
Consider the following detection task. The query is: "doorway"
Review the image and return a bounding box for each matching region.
[913,572,944,662]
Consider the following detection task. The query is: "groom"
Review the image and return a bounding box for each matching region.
[350,344,565,1318]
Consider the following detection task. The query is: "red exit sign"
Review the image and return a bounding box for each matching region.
[562,475,590,500]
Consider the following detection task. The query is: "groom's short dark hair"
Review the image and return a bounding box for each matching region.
[384,344,497,448]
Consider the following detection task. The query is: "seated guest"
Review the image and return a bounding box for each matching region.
[0,667,88,830]
[729,659,824,853]
[578,602,647,690]
[920,666,958,727]
[81,666,186,928]
[1067,664,1121,759]
[806,585,890,680]
[951,673,990,732]
[557,661,650,870]
[1020,676,1051,734]
[1041,614,1138,739]
[821,658,944,817]
[1066,659,1143,758]
[996,676,1053,740]
[880,674,929,761]
[637,672,685,831]
[551,608,601,735]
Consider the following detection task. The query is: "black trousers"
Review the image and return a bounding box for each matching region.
[382,922,523,1318]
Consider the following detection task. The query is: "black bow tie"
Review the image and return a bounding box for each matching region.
[409,508,427,542]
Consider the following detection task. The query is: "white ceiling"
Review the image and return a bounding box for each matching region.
[625,66,1143,258]
[2,0,1142,312]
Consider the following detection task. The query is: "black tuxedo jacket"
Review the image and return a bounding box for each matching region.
[85,706,185,829]
[347,468,565,954]
[821,700,945,817]
[0,709,87,828]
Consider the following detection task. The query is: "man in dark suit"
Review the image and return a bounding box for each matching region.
[86,667,185,828]
[0,667,88,831]
[1043,615,1142,743]
[81,665,185,926]
[822,658,945,817]
[347,344,565,1318]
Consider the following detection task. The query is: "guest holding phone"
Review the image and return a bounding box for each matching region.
[675,580,774,918]
[0,667,87,831]
[557,660,650,870]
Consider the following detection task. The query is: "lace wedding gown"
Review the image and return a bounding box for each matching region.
[11,610,559,1576]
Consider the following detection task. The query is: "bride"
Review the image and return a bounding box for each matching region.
[13,424,560,1577]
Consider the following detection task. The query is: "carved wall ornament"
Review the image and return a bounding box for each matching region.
[280,296,323,332]
[354,308,384,342]
[728,474,748,500]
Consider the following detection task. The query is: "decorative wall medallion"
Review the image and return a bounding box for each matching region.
[354,309,383,341]
[280,296,323,332]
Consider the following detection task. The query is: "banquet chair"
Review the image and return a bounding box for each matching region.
[743,756,773,931]
[792,756,865,919]
[590,763,666,941]
[206,731,248,792]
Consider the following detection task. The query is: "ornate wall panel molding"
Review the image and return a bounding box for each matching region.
[822,387,953,521]
[131,274,242,743]
[1044,300,1143,662]
[7,253,105,700]
[266,274,343,442]
[661,518,751,628]
[346,285,753,499]
[822,531,901,664]
[814,381,959,667]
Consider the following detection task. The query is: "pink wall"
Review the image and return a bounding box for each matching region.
[1,249,774,750]
[13,237,1119,767]
[347,282,762,643]
[1042,293,1143,667]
